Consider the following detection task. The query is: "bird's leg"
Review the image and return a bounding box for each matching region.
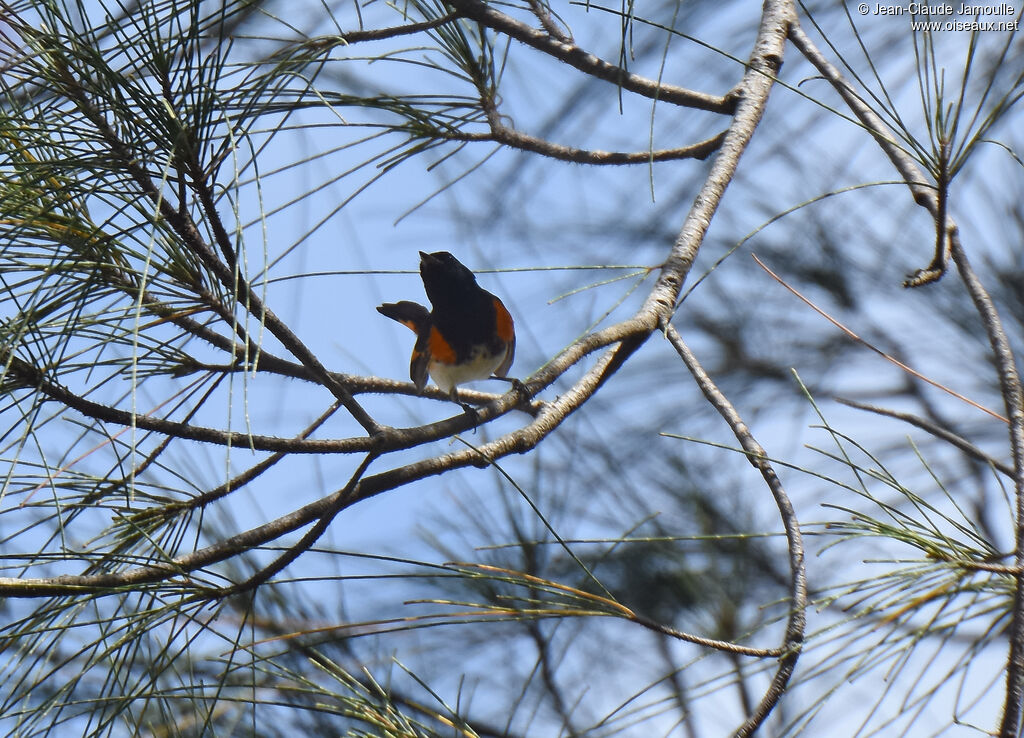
[450,387,480,422]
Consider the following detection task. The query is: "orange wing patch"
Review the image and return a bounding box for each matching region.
[493,297,515,377]
[493,297,514,342]
[428,325,457,364]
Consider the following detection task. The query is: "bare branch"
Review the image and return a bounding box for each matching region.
[835,397,1015,478]
[445,0,736,114]
[753,253,1007,423]
[12,353,536,454]
[629,609,784,658]
[221,452,377,596]
[290,13,459,49]
[163,402,344,513]
[664,322,806,738]
[474,95,725,163]
[948,234,1024,738]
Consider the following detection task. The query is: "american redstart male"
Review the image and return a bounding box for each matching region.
[377,251,515,408]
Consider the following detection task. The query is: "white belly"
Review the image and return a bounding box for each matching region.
[428,346,505,393]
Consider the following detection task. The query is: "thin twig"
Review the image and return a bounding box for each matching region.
[220,452,377,596]
[753,253,1007,423]
[835,397,1014,478]
[168,401,344,512]
[526,0,571,42]
[787,21,948,286]
[290,13,459,50]
[629,610,783,658]
[13,354,530,454]
[474,90,724,162]
[452,119,726,164]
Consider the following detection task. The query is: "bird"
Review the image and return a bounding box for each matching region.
[377,251,515,410]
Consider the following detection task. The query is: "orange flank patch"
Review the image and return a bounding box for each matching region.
[428,326,457,363]
[494,298,514,341]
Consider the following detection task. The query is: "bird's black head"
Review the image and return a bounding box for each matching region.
[419,251,480,307]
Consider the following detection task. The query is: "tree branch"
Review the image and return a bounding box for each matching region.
[471,94,725,163]
[445,0,736,114]
[948,234,1024,738]
[790,17,1024,734]
[836,397,1015,478]
[0,317,655,597]
[13,353,536,454]
[787,21,946,285]
[220,452,377,596]
[664,322,806,737]
[291,13,459,50]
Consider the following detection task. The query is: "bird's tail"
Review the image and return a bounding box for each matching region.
[376,301,431,333]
